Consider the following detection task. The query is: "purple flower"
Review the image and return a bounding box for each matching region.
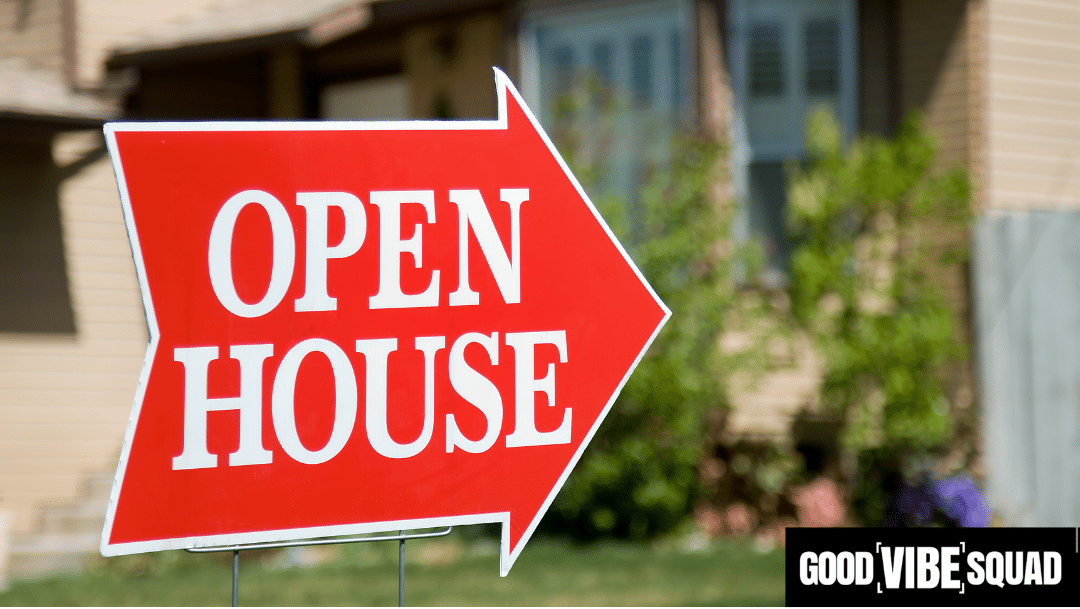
[889,480,935,526]
[885,473,989,527]
[932,476,989,527]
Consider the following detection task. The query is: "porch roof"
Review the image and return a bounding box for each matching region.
[108,0,377,67]
[0,59,114,131]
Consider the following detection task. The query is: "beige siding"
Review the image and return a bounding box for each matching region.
[899,0,979,171]
[986,0,1080,210]
[0,132,146,535]
[3,1,274,538]
[0,0,64,72]
[74,0,223,85]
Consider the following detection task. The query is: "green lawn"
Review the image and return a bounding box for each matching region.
[0,532,785,606]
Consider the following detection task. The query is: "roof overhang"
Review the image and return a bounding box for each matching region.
[106,0,506,68]
[0,111,106,133]
[0,59,114,133]
[108,0,375,68]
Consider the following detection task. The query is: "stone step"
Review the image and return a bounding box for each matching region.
[79,471,116,502]
[9,531,100,579]
[5,469,114,582]
[34,498,108,536]
[12,531,100,555]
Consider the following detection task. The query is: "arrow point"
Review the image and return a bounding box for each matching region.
[491,66,519,112]
[492,67,543,140]
[492,65,512,89]
[500,512,528,578]
[499,490,557,577]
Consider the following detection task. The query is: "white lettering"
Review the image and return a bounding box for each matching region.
[357,336,444,458]
[1025,551,1042,585]
[294,192,367,312]
[446,332,503,453]
[836,551,854,586]
[917,547,939,589]
[271,339,357,464]
[1004,550,1023,586]
[448,188,526,306]
[856,552,873,585]
[967,551,985,585]
[1044,552,1061,585]
[369,190,440,309]
[504,330,571,447]
[208,190,295,317]
[881,547,905,590]
[800,552,818,585]
[817,551,836,585]
[173,344,274,470]
[985,551,1005,588]
[941,545,961,589]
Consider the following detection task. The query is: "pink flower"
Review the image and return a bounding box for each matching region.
[792,478,846,527]
[724,502,756,536]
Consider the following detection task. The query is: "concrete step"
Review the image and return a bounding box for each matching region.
[6,469,113,582]
[9,531,100,579]
[34,498,108,536]
[12,531,100,554]
[80,471,115,502]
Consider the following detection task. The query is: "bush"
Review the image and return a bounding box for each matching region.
[542,137,739,539]
[785,109,975,525]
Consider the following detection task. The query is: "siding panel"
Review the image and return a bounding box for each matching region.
[898,0,975,170]
[975,210,1080,525]
[0,145,146,534]
[74,0,223,85]
[988,0,1080,210]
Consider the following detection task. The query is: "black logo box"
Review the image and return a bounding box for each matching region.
[786,527,1079,606]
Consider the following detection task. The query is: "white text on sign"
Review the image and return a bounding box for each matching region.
[207,188,526,316]
[173,188,571,470]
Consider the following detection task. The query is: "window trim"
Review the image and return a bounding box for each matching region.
[518,0,697,126]
[729,0,857,162]
[727,0,858,268]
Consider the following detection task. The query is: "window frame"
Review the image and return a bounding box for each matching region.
[518,0,697,130]
[727,0,858,282]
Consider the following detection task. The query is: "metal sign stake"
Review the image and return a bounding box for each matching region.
[231,550,239,607]
[186,527,451,606]
[398,531,405,607]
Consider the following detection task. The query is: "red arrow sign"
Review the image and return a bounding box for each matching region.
[100,69,669,575]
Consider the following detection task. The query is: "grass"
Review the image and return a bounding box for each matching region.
[0,530,785,606]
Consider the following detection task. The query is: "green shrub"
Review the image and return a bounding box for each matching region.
[784,109,972,524]
[537,76,788,540]
[542,136,739,539]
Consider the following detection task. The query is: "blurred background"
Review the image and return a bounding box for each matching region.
[1,0,1078,601]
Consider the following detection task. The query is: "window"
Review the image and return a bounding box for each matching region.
[0,137,76,333]
[749,23,785,98]
[730,0,856,285]
[805,19,840,96]
[521,0,694,235]
[631,34,654,104]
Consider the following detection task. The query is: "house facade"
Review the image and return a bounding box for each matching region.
[0,0,1077,581]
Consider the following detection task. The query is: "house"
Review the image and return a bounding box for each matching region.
[0,0,223,579]
[1,0,1077,581]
